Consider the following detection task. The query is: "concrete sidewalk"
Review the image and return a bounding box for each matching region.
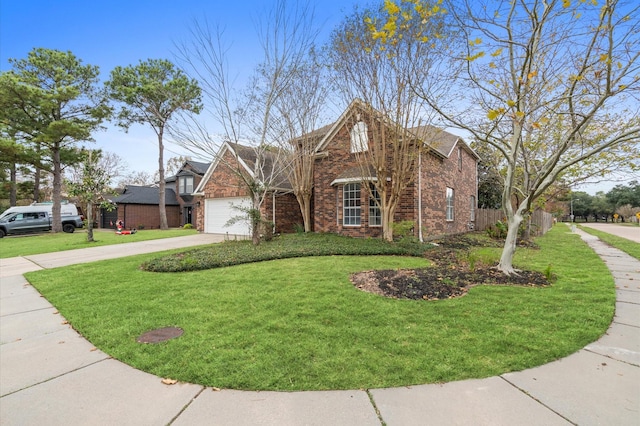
[0,230,638,425]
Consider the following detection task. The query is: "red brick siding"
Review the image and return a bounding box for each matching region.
[173,163,207,228]
[417,145,477,238]
[263,192,303,234]
[314,122,477,238]
[196,151,250,232]
[117,204,180,229]
[195,149,295,233]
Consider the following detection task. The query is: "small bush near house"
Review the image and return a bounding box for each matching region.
[183,223,193,229]
[486,220,508,239]
[392,220,415,240]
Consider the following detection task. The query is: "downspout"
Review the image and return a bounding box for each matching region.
[418,152,423,242]
[272,192,276,231]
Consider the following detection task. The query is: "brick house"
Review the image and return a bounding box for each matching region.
[165,160,210,227]
[105,185,181,229]
[194,101,478,239]
[193,142,303,235]
[103,160,210,230]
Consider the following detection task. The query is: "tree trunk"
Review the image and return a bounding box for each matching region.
[158,129,168,230]
[33,167,41,203]
[86,202,94,242]
[298,192,312,233]
[382,204,394,242]
[51,147,62,233]
[251,193,261,246]
[497,211,524,275]
[9,163,17,206]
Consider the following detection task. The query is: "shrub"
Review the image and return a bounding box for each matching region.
[486,220,507,239]
[293,223,305,234]
[183,223,194,229]
[392,220,415,240]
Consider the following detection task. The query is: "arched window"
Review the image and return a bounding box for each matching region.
[350,121,368,153]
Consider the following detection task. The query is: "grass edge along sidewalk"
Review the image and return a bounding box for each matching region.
[25,225,615,391]
[578,224,640,260]
[0,228,199,258]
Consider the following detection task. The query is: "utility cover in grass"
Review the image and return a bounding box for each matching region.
[137,327,184,343]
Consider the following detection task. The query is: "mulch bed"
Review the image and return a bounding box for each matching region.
[351,234,550,300]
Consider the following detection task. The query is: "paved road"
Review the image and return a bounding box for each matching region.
[579,222,640,243]
[0,230,638,425]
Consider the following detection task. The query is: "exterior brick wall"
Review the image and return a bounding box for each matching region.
[195,150,249,232]
[173,162,207,228]
[313,120,478,239]
[117,204,181,230]
[417,145,477,239]
[195,149,301,234]
[263,192,304,234]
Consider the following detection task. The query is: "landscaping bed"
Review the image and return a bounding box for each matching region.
[352,234,550,300]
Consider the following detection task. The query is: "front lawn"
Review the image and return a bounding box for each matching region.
[0,228,198,258]
[25,226,615,391]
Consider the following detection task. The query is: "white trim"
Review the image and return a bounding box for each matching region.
[193,142,256,195]
[330,176,377,186]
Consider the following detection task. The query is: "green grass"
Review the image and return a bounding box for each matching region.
[25,226,615,391]
[578,225,640,260]
[0,228,198,258]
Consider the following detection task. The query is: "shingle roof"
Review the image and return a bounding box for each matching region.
[186,160,210,175]
[309,100,477,159]
[111,185,179,206]
[227,143,292,191]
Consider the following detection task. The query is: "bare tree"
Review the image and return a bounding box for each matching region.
[174,0,320,244]
[413,0,640,274]
[328,1,454,241]
[117,170,156,188]
[271,51,330,232]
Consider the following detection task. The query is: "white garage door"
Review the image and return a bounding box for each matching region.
[204,197,251,236]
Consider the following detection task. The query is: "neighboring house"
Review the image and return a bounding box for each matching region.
[195,101,479,239]
[165,160,210,227]
[104,185,181,229]
[100,160,210,230]
[193,142,302,235]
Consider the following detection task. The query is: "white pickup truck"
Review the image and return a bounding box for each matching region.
[0,209,84,238]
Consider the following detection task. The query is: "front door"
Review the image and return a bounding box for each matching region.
[184,206,193,225]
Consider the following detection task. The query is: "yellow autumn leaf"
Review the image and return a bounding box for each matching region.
[466,51,485,61]
[487,108,504,120]
[489,62,496,68]
[563,0,571,8]
[384,0,400,15]
[491,48,503,57]
[507,100,516,107]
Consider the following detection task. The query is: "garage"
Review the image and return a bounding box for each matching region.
[204,197,251,236]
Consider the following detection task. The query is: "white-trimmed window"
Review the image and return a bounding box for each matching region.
[343,183,361,226]
[179,176,194,194]
[446,187,454,221]
[470,195,476,221]
[369,184,381,226]
[350,121,369,153]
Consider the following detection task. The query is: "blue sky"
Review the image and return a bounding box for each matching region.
[0,0,363,177]
[1,0,634,194]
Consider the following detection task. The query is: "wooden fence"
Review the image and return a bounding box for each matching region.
[474,208,553,236]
